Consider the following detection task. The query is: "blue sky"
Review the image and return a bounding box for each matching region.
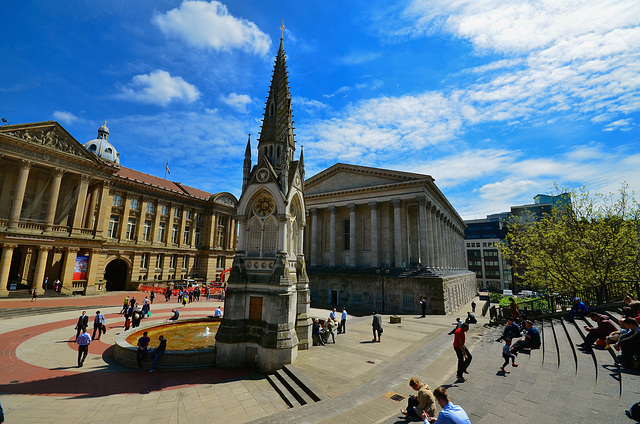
[2,0,639,220]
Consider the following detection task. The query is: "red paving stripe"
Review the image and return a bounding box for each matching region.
[0,307,246,397]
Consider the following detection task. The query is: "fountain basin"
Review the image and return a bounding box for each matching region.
[114,318,221,370]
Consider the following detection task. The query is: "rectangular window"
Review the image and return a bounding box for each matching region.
[182,255,189,269]
[130,198,139,210]
[112,194,123,207]
[160,204,168,215]
[157,222,166,242]
[140,253,149,269]
[217,256,225,269]
[174,207,181,218]
[218,216,226,226]
[126,217,136,240]
[143,220,152,241]
[484,250,498,257]
[146,202,155,213]
[343,220,350,250]
[185,210,192,220]
[193,255,199,268]
[195,229,201,247]
[169,254,177,269]
[155,253,164,269]
[183,227,190,245]
[197,213,202,222]
[108,215,119,238]
[171,225,179,244]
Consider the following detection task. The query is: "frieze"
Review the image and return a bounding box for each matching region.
[214,195,236,207]
[6,128,81,156]
[0,141,113,179]
[245,260,275,271]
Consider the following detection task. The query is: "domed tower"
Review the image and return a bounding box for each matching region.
[84,122,120,165]
[215,30,311,373]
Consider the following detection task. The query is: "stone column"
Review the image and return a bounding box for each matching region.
[0,244,17,296]
[71,175,91,234]
[33,246,51,292]
[44,168,65,231]
[392,199,403,268]
[61,248,79,290]
[426,205,434,267]
[236,216,247,251]
[328,205,336,267]
[310,208,318,266]
[84,186,98,229]
[178,206,187,247]
[278,214,288,253]
[152,201,163,245]
[136,198,147,243]
[118,195,131,240]
[347,203,356,267]
[417,196,429,267]
[94,182,111,239]
[86,249,101,294]
[369,202,378,267]
[8,160,32,228]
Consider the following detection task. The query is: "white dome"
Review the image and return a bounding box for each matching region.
[84,121,120,165]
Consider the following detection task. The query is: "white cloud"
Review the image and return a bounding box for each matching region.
[116,70,200,106]
[220,92,252,113]
[339,51,382,66]
[52,111,80,125]
[153,1,271,55]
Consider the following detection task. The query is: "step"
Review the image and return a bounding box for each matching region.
[274,368,314,406]
[266,373,299,408]
[282,364,328,402]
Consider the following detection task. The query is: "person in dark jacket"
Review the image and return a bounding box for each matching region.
[578,312,618,350]
[511,320,541,354]
[372,310,383,342]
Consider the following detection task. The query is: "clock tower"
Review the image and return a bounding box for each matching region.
[215,33,312,373]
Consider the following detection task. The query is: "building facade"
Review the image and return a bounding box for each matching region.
[303,163,476,315]
[0,121,237,297]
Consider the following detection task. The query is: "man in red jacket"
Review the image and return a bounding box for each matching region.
[453,323,472,381]
[578,312,618,351]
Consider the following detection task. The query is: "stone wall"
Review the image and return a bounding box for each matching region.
[308,270,476,315]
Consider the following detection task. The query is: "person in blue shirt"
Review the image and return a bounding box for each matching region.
[76,327,92,367]
[423,386,471,424]
[567,297,588,322]
[511,320,541,355]
[338,308,347,334]
[149,335,166,372]
[214,306,222,317]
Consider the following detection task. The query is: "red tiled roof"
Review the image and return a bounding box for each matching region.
[116,167,212,200]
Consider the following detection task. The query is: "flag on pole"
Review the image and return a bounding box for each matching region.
[166,160,170,175]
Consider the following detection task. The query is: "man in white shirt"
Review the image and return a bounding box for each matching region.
[338,308,348,334]
[76,328,92,368]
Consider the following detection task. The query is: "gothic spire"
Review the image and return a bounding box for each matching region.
[257,34,295,170]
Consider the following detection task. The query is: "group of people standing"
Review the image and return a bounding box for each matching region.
[120,296,152,330]
[312,307,348,346]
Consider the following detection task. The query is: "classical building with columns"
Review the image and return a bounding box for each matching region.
[0,121,237,297]
[303,163,476,315]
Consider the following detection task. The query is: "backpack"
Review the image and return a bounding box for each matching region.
[627,402,640,422]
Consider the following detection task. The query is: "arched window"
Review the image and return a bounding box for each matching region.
[263,217,278,254]
[105,147,112,154]
[248,218,262,255]
[89,144,97,152]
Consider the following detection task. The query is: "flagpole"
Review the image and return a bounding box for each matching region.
[165,160,168,179]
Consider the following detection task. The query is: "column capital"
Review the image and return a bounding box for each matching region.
[80,174,92,184]
[20,159,33,170]
[310,207,318,215]
[53,168,66,178]
[66,247,80,253]
[416,196,427,206]
[368,201,378,210]
[1,243,18,250]
[38,245,52,251]
[328,205,337,213]
[347,203,357,212]
[392,199,402,208]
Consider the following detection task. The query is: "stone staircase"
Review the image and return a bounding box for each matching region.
[266,364,328,408]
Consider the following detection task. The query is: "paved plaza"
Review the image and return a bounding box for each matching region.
[0,293,638,423]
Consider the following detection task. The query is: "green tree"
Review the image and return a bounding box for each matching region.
[500,185,640,294]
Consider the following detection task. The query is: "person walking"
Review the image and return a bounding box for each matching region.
[31,287,38,302]
[76,327,92,367]
[150,291,155,304]
[325,314,336,343]
[75,311,89,341]
[338,307,348,334]
[372,310,383,342]
[92,310,106,340]
[420,297,427,317]
[136,331,151,368]
[453,323,472,381]
[500,338,518,372]
[149,335,167,372]
[471,300,476,313]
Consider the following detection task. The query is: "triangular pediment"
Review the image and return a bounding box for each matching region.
[0,121,101,163]
[305,163,431,195]
[249,156,280,186]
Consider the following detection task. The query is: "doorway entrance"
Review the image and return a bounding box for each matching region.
[104,259,128,291]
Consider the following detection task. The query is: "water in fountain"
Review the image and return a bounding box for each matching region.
[203,327,211,336]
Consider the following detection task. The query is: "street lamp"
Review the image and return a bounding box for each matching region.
[376,264,390,313]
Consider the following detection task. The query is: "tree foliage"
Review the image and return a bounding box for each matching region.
[500,185,640,293]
